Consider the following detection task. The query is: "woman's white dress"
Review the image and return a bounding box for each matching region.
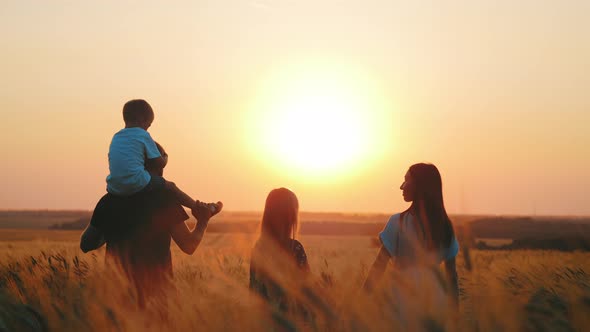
[378,212,460,325]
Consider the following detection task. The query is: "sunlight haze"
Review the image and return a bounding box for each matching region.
[1,0,589,215]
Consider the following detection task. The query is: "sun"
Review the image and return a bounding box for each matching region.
[265,86,368,172]
[247,63,388,178]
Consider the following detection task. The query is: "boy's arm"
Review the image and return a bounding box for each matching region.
[154,141,167,157]
[146,156,167,170]
[145,141,168,172]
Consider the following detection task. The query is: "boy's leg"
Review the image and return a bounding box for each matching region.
[151,176,221,215]
[164,181,196,209]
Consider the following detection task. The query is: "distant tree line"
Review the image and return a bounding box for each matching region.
[49,215,590,251]
[474,237,590,251]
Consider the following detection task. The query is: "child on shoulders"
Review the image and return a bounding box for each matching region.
[106,99,221,213]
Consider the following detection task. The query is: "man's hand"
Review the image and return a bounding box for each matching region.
[192,201,212,226]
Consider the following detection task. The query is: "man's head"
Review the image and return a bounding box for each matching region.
[123,99,154,130]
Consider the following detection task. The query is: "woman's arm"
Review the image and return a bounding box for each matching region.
[170,204,211,255]
[363,246,391,293]
[80,224,106,253]
[444,258,459,308]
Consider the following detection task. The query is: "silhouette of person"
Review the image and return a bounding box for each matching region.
[249,188,311,330]
[105,99,219,212]
[363,163,459,326]
[80,141,218,307]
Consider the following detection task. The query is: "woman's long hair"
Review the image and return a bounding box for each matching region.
[260,187,300,248]
[408,163,455,250]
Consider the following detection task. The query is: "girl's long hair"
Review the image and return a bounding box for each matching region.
[260,187,300,247]
[408,163,455,250]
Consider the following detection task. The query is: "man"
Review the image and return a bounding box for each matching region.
[81,144,220,306]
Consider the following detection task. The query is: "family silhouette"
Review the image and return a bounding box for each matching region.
[80,99,459,329]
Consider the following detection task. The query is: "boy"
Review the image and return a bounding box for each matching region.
[106,99,221,214]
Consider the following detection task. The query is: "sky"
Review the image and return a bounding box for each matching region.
[1,0,589,216]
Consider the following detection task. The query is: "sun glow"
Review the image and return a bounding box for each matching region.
[247,63,390,178]
[265,86,368,172]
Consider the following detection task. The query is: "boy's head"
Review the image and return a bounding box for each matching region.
[123,99,154,130]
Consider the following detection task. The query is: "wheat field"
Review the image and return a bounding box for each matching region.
[0,230,589,331]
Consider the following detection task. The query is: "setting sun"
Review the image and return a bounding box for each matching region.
[265,82,369,172]
[247,63,389,178]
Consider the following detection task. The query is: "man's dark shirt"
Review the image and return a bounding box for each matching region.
[90,190,188,293]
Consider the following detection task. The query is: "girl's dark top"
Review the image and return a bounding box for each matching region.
[249,238,310,312]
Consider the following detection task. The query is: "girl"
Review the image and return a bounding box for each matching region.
[249,188,310,327]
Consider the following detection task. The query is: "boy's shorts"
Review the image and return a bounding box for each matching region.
[138,175,167,194]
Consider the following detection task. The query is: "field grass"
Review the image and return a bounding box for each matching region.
[1,229,590,331]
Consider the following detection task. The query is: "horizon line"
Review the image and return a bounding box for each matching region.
[0,208,589,219]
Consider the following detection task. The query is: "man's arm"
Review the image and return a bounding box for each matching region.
[80,224,106,253]
[170,204,212,255]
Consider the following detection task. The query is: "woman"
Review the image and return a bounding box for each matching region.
[364,163,459,325]
[249,188,310,327]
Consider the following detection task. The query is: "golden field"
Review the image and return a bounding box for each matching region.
[0,229,589,331]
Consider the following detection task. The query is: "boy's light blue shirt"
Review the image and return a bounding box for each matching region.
[106,127,161,196]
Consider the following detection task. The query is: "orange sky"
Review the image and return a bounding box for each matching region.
[1,1,589,215]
